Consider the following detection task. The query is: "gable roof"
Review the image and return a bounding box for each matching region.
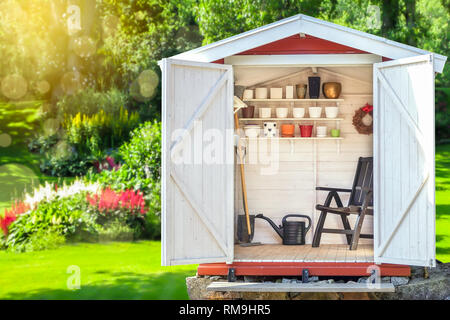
[170,14,447,73]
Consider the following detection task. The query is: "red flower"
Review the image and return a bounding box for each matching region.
[362,103,373,113]
[86,188,146,215]
[0,201,30,235]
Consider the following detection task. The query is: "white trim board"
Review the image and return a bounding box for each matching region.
[224,54,381,66]
[167,14,446,73]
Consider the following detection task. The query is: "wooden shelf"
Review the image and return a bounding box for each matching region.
[240,118,343,121]
[243,98,344,102]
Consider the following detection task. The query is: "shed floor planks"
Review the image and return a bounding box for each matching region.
[234,244,373,263]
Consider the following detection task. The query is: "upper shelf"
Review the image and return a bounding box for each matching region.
[243,98,344,102]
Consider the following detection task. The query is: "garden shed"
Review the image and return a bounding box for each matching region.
[159,14,447,280]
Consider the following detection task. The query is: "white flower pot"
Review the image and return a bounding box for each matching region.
[309,107,322,118]
[260,107,272,118]
[276,108,288,118]
[293,108,305,118]
[325,106,339,118]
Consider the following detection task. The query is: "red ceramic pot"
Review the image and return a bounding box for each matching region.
[299,125,313,137]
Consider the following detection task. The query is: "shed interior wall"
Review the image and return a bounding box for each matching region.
[233,65,374,260]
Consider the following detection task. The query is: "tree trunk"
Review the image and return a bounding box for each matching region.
[381,0,400,36]
[404,0,417,46]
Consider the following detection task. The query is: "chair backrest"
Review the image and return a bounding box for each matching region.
[348,157,373,207]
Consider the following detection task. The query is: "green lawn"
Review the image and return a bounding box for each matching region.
[0,241,197,299]
[0,144,69,212]
[435,144,450,263]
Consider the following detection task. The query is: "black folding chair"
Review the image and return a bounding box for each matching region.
[312,157,373,250]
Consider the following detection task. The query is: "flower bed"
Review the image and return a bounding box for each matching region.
[0,179,149,252]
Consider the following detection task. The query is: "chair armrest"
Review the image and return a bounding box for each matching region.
[316,187,352,193]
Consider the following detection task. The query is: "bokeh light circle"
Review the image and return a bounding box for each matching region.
[73,36,96,58]
[53,141,71,160]
[131,69,159,101]
[43,118,60,136]
[0,133,12,148]
[1,75,28,100]
[36,80,51,94]
[102,15,119,38]
[61,71,82,94]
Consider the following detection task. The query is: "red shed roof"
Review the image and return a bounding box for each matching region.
[237,34,368,55]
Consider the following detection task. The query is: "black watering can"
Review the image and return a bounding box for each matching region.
[256,214,312,245]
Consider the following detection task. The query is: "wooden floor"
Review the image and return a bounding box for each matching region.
[234,244,374,263]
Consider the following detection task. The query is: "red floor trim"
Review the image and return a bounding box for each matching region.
[198,262,410,277]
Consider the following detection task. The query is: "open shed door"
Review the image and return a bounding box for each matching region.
[160,59,234,266]
[373,54,435,267]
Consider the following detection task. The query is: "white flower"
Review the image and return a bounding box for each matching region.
[23,178,101,209]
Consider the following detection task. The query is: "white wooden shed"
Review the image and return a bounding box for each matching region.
[159,14,447,276]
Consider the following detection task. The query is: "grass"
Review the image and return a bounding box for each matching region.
[0,241,197,299]
[435,144,450,262]
[0,144,68,212]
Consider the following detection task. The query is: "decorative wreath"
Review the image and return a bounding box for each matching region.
[352,103,373,135]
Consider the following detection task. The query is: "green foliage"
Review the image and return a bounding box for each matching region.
[64,107,140,159]
[97,0,202,90]
[29,89,140,177]
[88,121,162,238]
[56,88,129,118]
[40,152,92,177]
[97,221,134,242]
[22,227,66,252]
[5,193,98,252]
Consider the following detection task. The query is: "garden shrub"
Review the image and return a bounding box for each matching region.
[5,193,98,252]
[23,227,66,252]
[97,221,134,242]
[64,107,140,159]
[2,179,152,251]
[85,188,148,240]
[88,121,162,239]
[56,88,129,117]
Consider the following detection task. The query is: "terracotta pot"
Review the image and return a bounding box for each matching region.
[242,105,255,118]
[322,82,342,99]
[296,84,307,99]
[299,125,313,137]
[281,124,295,137]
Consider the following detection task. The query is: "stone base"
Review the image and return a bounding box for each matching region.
[186,262,450,300]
